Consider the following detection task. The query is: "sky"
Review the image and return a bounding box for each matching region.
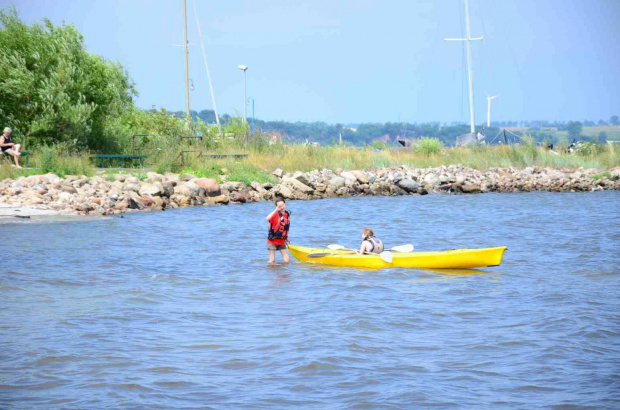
[3,0,620,124]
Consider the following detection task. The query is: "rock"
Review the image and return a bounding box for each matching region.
[140,196,154,207]
[273,168,283,178]
[184,181,202,196]
[161,181,174,197]
[251,181,265,193]
[397,179,419,193]
[330,176,346,189]
[230,191,251,203]
[351,170,369,184]
[58,192,73,201]
[123,182,140,193]
[174,184,194,197]
[261,182,273,190]
[294,172,314,187]
[272,184,294,199]
[128,198,143,210]
[460,182,481,193]
[283,177,313,194]
[115,200,128,210]
[423,173,438,185]
[139,183,163,197]
[72,178,88,188]
[146,172,164,183]
[221,181,245,192]
[60,185,77,194]
[194,178,221,197]
[150,196,164,209]
[209,194,229,205]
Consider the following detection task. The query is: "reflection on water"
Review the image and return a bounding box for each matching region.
[0,191,619,408]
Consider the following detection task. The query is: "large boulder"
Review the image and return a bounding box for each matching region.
[174,184,194,197]
[194,178,221,197]
[251,181,265,193]
[330,176,346,190]
[273,168,283,178]
[351,170,369,184]
[139,183,163,197]
[283,177,313,194]
[208,194,229,205]
[272,184,294,200]
[60,185,77,194]
[146,172,164,183]
[460,182,481,193]
[397,179,419,193]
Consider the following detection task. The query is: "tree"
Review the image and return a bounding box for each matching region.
[566,121,583,142]
[0,7,137,152]
[598,131,608,144]
[610,115,619,126]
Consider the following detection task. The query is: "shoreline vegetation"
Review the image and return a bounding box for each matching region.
[1,148,619,217]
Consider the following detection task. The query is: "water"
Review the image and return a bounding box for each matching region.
[1,192,619,409]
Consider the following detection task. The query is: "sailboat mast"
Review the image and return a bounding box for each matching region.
[444,0,483,136]
[464,0,475,135]
[183,0,190,120]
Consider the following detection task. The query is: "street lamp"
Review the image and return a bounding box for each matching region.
[237,65,248,123]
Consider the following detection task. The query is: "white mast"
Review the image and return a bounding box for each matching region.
[445,0,483,135]
[193,0,220,127]
[183,0,191,120]
[487,95,498,127]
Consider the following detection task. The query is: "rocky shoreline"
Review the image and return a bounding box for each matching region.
[1,165,619,216]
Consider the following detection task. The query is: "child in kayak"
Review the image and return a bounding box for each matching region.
[359,228,384,254]
[266,198,291,264]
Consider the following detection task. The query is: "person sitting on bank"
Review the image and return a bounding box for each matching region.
[266,197,291,264]
[359,228,384,254]
[1,127,22,169]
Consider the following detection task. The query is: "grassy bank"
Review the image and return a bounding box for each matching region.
[1,135,618,183]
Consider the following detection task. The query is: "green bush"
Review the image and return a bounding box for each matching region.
[416,138,443,155]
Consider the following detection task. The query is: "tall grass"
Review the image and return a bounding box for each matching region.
[33,146,94,177]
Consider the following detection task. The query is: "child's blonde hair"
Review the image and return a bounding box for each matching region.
[363,228,374,238]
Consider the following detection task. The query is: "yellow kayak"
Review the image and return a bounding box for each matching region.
[288,244,507,269]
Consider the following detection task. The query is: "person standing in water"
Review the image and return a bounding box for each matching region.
[266,198,291,264]
[359,228,384,254]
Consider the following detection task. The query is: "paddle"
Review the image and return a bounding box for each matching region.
[327,243,414,253]
[308,249,394,263]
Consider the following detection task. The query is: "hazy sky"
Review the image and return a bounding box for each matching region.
[3,0,620,124]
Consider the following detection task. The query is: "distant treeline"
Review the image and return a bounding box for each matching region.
[174,109,619,146]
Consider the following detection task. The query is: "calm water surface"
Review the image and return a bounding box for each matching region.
[1,192,619,409]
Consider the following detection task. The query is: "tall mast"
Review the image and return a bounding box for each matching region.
[183,0,190,120]
[193,0,220,127]
[445,0,483,135]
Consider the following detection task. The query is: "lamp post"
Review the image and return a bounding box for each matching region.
[237,65,248,124]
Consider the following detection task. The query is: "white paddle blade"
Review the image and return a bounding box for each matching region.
[379,251,393,263]
[327,244,347,250]
[390,244,414,253]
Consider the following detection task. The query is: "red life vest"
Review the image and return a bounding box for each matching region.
[268,211,290,240]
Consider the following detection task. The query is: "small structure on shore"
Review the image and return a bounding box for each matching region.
[456,130,485,147]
